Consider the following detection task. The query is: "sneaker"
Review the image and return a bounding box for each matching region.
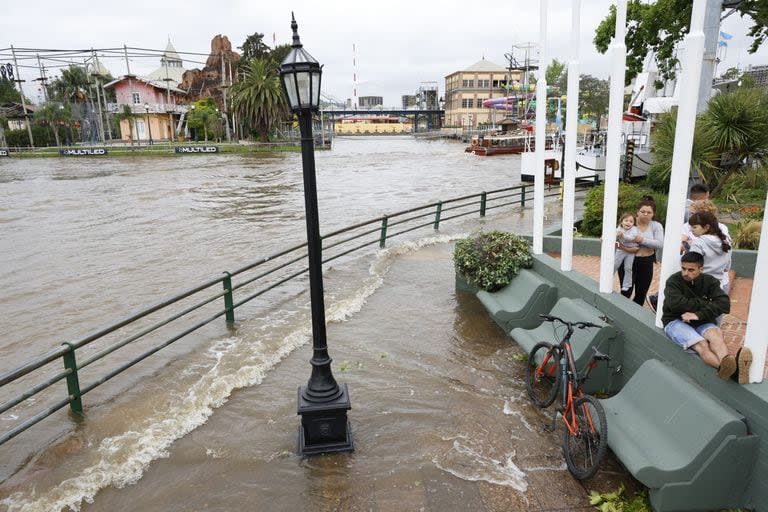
[717,354,737,380]
[646,294,658,313]
[736,347,753,385]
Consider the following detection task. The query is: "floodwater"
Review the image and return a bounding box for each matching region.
[0,137,631,511]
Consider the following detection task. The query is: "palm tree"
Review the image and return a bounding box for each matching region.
[646,108,719,193]
[231,58,288,142]
[702,87,768,193]
[114,105,138,146]
[49,66,90,104]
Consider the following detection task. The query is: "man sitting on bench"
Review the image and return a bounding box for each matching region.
[662,252,752,382]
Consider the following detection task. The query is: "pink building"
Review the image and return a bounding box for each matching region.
[104,41,188,142]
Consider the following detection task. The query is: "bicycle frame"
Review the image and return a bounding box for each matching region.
[559,341,602,437]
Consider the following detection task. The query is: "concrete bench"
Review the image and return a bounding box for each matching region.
[510,297,622,394]
[475,269,557,331]
[601,359,759,511]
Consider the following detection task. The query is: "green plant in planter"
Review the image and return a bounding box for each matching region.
[454,231,533,292]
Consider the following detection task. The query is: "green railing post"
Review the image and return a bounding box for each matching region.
[520,186,526,208]
[61,343,83,415]
[379,216,388,248]
[222,272,235,325]
[480,192,487,217]
[434,201,443,230]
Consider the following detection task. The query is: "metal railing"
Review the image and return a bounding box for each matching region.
[0,180,597,446]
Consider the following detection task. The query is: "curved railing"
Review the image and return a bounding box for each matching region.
[0,179,597,446]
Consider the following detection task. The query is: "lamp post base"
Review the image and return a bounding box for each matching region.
[297,383,354,456]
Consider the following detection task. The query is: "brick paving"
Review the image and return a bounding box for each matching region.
[549,253,764,377]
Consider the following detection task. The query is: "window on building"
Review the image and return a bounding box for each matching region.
[461,99,474,108]
[462,79,474,88]
[132,92,141,105]
[478,79,490,88]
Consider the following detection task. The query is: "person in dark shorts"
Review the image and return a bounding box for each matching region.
[662,252,752,383]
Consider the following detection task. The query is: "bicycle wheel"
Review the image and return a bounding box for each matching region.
[525,342,561,408]
[562,394,608,480]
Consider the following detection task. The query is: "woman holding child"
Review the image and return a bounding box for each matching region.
[617,196,665,306]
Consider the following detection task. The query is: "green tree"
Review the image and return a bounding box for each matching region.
[231,58,288,142]
[269,44,292,67]
[114,105,138,146]
[594,0,768,84]
[646,108,720,192]
[0,79,22,103]
[239,32,271,64]
[546,58,567,90]
[48,66,90,103]
[579,75,610,128]
[187,99,219,142]
[647,87,768,195]
[34,102,72,147]
[702,86,768,190]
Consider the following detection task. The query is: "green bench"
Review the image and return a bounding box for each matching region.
[510,297,622,394]
[601,359,759,511]
[475,269,557,331]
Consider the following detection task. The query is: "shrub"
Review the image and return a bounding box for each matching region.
[733,220,762,250]
[719,165,768,204]
[580,182,669,237]
[453,231,533,292]
[4,126,54,148]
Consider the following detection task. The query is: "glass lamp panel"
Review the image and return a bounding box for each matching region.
[310,70,321,108]
[282,74,299,109]
[295,71,311,108]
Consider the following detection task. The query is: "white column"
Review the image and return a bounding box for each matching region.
[561,0,581,271]
[745,192,768,383]
[655,0,707,327]
[598,0,627,293]
[533,0,549,255]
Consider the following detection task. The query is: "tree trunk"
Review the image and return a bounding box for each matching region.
[52,124,61,147]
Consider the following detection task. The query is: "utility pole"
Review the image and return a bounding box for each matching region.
[11,46,35,148]
[124,44,139,145]
[220,51,231,141]
[36,54,48,102]
[163,58,174,142]
[89,51,105,144]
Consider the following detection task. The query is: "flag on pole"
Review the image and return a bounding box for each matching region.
[718,41,728,47]
[719,31,733,40]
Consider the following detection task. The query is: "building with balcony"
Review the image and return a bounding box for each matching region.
[444,58,522,128]
[104,40,188,142]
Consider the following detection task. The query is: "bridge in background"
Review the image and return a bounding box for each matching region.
[322,108,444,131]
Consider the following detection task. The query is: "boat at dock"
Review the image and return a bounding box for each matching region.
[464,131,531,156]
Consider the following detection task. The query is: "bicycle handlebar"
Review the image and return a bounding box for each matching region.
[538,313,601,330]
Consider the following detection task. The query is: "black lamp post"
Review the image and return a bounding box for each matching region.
[144,102,153,145]
[279,13,353,456]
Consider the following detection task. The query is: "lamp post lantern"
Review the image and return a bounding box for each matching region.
[279,13,353,456]
[144,102,153,145]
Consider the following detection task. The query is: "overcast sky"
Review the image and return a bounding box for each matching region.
[4,0,767,106]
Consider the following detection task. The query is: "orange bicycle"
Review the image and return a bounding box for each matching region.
[525,314,610,479]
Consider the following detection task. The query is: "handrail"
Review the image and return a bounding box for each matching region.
[0,179,597,446]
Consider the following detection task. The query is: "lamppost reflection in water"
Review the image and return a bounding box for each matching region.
[279,13,354,456]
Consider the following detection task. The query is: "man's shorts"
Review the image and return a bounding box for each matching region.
[664,320,718,351]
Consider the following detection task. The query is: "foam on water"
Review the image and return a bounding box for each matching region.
[433,438,528,491]
[0,233,465,512]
